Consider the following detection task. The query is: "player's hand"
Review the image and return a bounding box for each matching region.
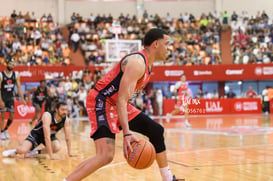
[123,133,138,159]
[49,154,59,160]
[68,153,79,157]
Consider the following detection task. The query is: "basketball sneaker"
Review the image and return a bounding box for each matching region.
[166,113,171,123]
[173,175,185,181]
[2,149,16,157]
[25,150,39,158]
[1,132,6,140]
[184,120,191,128]
[3,130,10,139]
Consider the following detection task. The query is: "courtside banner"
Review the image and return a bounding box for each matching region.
[0,66,103,82]
[163,98,262,115]
[0,64,271,82]
[150,64,273,81]
[4,102,44,119]
[229,98,262,114]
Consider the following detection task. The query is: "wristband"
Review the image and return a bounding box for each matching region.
[123,134,132,138]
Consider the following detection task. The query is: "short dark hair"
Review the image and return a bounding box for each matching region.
[143,28,168,46]
[40,80,46,84]
[56,101,67,109]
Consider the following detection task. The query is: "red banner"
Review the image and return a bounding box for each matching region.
[3,102,42,119]
[0,64,272,82]
[0,66,103,82]
[163,98,262,115]
[150,64,273,81]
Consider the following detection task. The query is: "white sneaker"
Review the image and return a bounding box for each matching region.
[184,120,191,128]
[2,149,16,157]
[166,113,171,123]
[3,130,10,139]
[1,132,6,140]
[25,150,39,158]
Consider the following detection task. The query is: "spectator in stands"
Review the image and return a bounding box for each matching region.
[226,89,236,98]
[70,30,80,52]
[262,86,270,114]
[246,86,257,98]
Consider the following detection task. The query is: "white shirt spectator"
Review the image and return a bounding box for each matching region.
[34,48,42,57]
[183,13,190,23]
[12,41,21,52]
[263,55,271,63]
[31,30,42,40]
[71,33,80,43]
[262,88,269,102]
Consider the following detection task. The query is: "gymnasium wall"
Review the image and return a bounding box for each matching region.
[0,0,57,21]
[0,0,272,24]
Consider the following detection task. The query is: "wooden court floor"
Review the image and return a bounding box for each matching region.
[1,114,273,181]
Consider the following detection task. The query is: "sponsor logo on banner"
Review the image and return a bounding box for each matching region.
[234,101,258,111]
[17,105,35,117]
[205,101,223,112]
[255,67,262,75]
[193,70,213,76]
[15,71,32,77]
[263,67,273,75]
[225,69,244,75]
[164,70,184,76]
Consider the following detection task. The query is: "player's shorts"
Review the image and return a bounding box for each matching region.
[26,132,58,150]
[32,101,43,109]
[175,95,189,111]
[86,89,141,138]
[0,99,15,112]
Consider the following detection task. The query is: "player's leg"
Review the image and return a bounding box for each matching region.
[2,140,33,157]
[2,106,14,139]
[65,126,116,181]
[0,108,6,139]
[183,105,191,128]
[30,104,41,126]
[129,112,181,181]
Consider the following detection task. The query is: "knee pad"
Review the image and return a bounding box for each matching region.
[147,123,166,153]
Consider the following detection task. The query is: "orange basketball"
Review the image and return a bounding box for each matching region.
[126,139,156,169]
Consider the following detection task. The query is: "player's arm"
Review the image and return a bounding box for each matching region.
[0,74,4,108]
[63,118,75,157]
[116,54,145,157]
[26,87,37,103]
[15,74,26,104]
[42,112,54,159]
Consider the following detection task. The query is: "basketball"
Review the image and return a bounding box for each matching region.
[126,139,156,169]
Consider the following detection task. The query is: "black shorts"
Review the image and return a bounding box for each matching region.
[26,133,58,150]
[90,112,158,141]
[0,99,15,112]
[32,101,43,109]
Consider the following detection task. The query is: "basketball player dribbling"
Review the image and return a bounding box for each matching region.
[167,74,191,128]
[65,28,184,181]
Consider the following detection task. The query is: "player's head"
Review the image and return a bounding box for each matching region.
[143,28,169,60]
[55,101,68,118]
[180,74,186,82]
[6,58,15,71]
[40,80,46,88]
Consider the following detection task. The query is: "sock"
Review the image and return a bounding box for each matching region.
[160,166,173,181]
[63,179,67,181]
[4,119,13,130]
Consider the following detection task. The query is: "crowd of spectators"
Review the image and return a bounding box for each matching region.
[230,10,273,64]
[0,10,71,66]
[2,10,273,66]
[68,11,222,66]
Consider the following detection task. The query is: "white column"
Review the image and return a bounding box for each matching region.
[58,0,65,25]
[215,0,222,13]
[136,0,144,19]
